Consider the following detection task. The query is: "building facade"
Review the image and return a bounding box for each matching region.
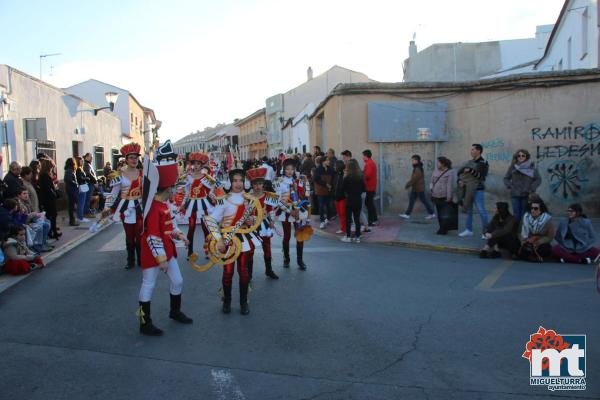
[236,108,267,161]
[309,70,600,216]
[0,65,122,178]
[403,29,553,82]
[535,0,599,71]
[65,79,150,154]
[265,65,373,157]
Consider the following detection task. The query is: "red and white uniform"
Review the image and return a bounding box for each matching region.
[275,175,310,223]
[108,169,143,224]
[182,173,215,221]
[141,200,180,268]
[209,192,261,253]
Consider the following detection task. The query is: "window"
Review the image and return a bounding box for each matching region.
[112,149,120,167]
[36,140,56,161]
[94,146,104,174]
[130,113,133,123]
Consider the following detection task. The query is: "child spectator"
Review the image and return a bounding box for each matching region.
[2,225,44,275]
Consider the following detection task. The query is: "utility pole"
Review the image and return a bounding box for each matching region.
[39,53,61,80]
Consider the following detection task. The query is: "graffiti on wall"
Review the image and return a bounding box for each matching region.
[530,122,597,201]
[481,138,511,163]
[532,123,600,160]
[546,158,591,200]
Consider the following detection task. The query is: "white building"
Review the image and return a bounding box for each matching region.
[404,26,554,82]
[0,65,122,178]
[291,103,316,155]
[65,79,153,157]
[534,0,599,71]
[266,65,373,157]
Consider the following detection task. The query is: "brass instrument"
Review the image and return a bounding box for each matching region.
[189,195,263,272]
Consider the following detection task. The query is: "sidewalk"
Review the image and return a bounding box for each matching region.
[312,213,600,255]
[0,210,113,294]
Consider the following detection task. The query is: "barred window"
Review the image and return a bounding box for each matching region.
[36,140,56,161]
[94,146,104,174]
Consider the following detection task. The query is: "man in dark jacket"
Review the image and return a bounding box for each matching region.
[3,162,24,200]
[459,144,490,238]
[399,155,435,220]
[83,153,97,217]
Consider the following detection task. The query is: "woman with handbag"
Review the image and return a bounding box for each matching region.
[38,159,61,239]
[75,156,90,223]
[64,158,80,227]
[518,197,554,262]
[430,157,457,235]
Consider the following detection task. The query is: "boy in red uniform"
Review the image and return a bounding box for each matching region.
[138,140,193,336]
[247,167,279,280]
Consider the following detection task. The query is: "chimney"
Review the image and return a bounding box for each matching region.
[307,66,313,81]
[409,41,417,58]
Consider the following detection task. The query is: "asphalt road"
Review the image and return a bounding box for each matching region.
[0,223,598,400]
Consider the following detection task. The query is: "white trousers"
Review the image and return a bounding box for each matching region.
[139,257,183,302]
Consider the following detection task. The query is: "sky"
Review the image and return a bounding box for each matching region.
[2,0,565,142]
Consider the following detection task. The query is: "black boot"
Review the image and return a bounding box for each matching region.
[240,283,250,315]
[135,243,141,268]
[297,242,307,270]
[264,257,279,279]
[247,257,254,282]
[283,242,290,268]
[222,285,232,314]
[169,294,193,324]
[125,244,135,270]
[138,301,163,336]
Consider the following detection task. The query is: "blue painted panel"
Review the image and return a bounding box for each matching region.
[368,101,448,142]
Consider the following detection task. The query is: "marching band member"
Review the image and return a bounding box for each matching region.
[181,152,215,258]
[247,167,279,280]
[204,168,261,315]
[138,140,193,336]
[275,158,312,271]
[105,143,144,270]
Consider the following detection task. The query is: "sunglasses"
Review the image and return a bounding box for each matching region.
[517,154,527,158]
[530,206,540,211]
[567,209,575,213]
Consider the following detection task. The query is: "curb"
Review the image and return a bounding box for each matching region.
[313,227,479,255]
[0,221,114,295]
[44,221,115,265]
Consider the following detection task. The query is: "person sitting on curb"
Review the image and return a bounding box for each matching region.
[518,197,554,262]
[480,202,520,259]
[552,203,599,265]
[2,225,45,275]
[399,155,435,220]
[15,187,53,253]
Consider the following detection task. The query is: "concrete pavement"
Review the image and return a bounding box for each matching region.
[313,213,600,255]
[0,223,598,399]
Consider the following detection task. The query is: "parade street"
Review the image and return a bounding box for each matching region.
[0,223,598,400]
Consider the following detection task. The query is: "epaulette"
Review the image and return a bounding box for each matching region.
[210,187,227,204]
[201,173,216,189]
[108,170,122,187]
[264,192,279,207]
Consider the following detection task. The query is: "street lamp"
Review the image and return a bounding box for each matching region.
[93,92,119,116]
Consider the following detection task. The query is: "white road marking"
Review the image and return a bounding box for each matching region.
[210,369,246,400]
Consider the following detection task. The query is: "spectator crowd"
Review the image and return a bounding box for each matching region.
[0,153,119,276]
[232,144,599,266]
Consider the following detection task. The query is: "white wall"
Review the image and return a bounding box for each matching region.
[0,65,122,179]
[282,66,371,121]
[536,0,599,71]
[66,80,130,136]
